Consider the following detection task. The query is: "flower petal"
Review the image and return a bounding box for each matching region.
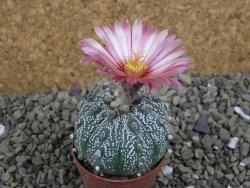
[147,35,181,65]
[103,26,125,62]
[122,19,132,59]
[148,57,190,75]
[142,29,158,58]
[81,39,119,70]
[132,19,143,53]
[143,29,168,63]
[80,19,190,90]
[114,21,129,59]
[94,26,125,65]
[150,48,186,70]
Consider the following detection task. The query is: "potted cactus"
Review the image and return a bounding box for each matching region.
[71,19,190,188]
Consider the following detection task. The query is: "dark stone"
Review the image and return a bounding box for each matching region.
[194,114,210,134]
[69,83,82,100]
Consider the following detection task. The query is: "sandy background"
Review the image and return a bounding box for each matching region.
[1,0,250,94]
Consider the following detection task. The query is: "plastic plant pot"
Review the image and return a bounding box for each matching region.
[71,142,166,188]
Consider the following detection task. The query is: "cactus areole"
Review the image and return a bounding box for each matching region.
[73,83,170,176]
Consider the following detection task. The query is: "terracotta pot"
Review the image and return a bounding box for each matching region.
[71,143,166,188]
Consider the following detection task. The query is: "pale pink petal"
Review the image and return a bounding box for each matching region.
[81,44,118,70]
[122,19,132,59]
[81,39,115,63]
[158,77,182,89]
[94,26,117,62]
[80,56,97,63]
[150,48,186,70]
[94,26,124,64]
[148,35,181,65]
[143,29,168,63]
[137,23,150,53]
[114,21,129,60]
[144,34,178,65]
[97,67,109,74]
[103,26,125,62]
[151,65,188,78]
[132,19,143,53]
[149,57,190,75]
[142,30,158,57]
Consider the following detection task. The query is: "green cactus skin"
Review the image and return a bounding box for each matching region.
[73,85,170,176]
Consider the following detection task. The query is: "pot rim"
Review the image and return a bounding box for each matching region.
[71,142,167,183]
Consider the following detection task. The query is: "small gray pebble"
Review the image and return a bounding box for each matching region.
[194,149,204,159]
[171,134,183,144]
[58,169,69,185]
[6,166,17,173]
[181,148,194,160]
[219,128,230,142]
[172,96,180,106]
[32,156,43,165]
[2,173,10,182]
[240,142,249,157]
[179,74,192,85]
[242,93,250,102]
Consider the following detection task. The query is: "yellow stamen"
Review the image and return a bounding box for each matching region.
[125,54,147,73]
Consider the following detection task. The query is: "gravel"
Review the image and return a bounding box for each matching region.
[0,72,250,187]
[194,114,211,134]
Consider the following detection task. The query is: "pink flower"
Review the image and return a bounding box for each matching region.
[80,19,190,92]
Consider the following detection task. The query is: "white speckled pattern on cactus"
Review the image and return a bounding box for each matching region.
[73,84,170,176]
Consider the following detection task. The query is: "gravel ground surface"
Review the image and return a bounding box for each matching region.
[0,72,250,188]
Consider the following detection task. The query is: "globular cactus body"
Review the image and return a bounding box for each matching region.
[73,85,170,176]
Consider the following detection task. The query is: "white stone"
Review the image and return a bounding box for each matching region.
[137,173,142,176]
[168,149,173,155]
[161,165,173,175]
[0,124,5,136]
[213,146,219,150]
[70,134,74,139]
[95,166,100,172]
[194,175,199,179]
[234,106,250,121]
[72,148,76,152]
[168,135,173,140]
[239,162,246,167]
[227,185,233,188]
[227,137,240,149]
[186,186,195,188]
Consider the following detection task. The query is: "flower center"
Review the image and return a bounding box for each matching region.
[125,54,147,73]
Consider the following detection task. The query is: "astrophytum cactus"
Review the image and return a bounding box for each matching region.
[73,18,189,177]
[73,84,170,176]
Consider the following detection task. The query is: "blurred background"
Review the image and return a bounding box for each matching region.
[0,0,250,94]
